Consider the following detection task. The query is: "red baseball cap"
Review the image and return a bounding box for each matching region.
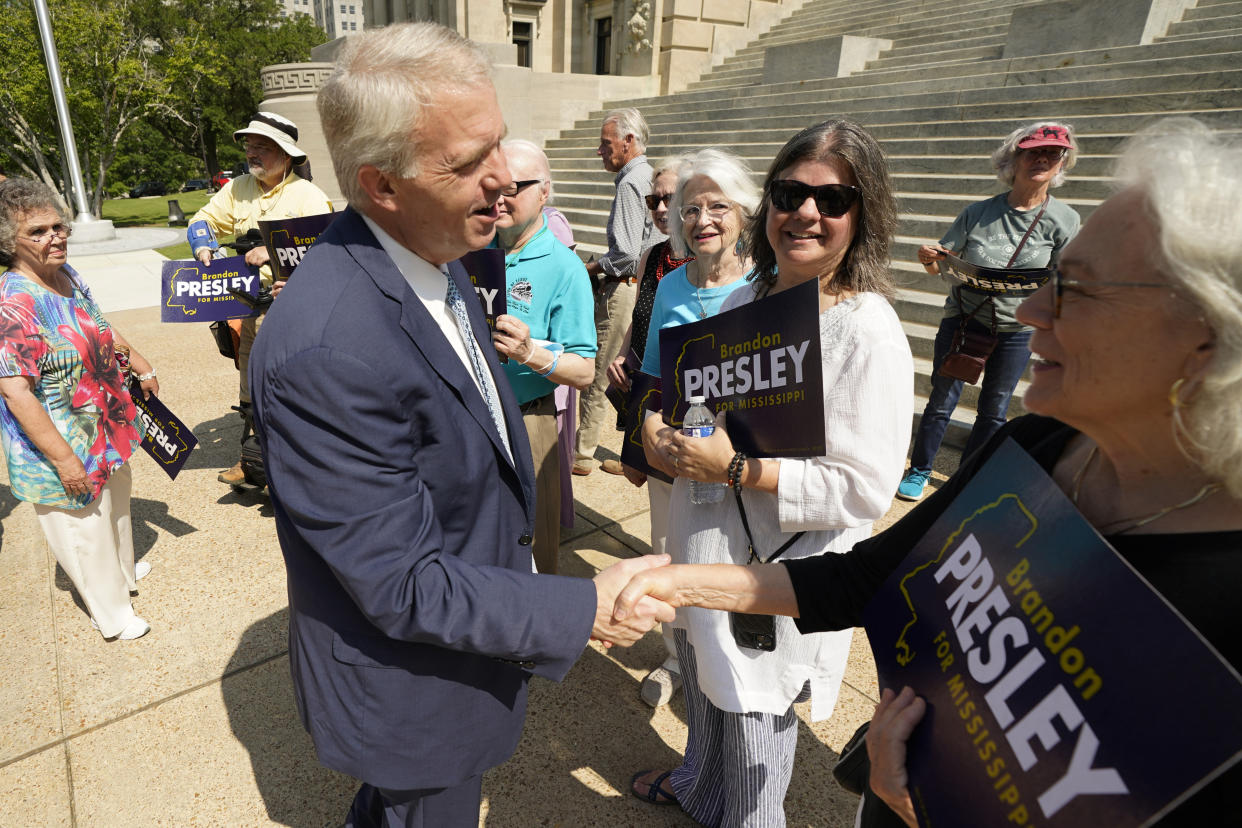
[1017,125,1073,150]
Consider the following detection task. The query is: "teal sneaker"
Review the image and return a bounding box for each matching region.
[896,469,930,501]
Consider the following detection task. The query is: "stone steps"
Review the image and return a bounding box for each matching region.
[543,0,1242,440]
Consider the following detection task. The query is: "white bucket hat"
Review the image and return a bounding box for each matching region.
[233,112,307,163]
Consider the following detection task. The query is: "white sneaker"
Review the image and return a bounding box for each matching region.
[91,616,151,640]
[135,561,151,581]
[640,666,683,707]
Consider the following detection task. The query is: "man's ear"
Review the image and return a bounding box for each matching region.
[357,166,400,214]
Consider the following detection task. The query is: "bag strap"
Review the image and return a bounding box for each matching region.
[1006,196,1049,268]
[733,487,805,565]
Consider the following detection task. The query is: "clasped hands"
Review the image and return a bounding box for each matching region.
[592,554,677,647]
[641,409,734,482]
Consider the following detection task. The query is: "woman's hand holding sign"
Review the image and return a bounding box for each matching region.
[917,243,952,274]
[866,687,926,828]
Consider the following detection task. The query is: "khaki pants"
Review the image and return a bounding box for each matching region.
[522,395,561,574]
[237,310,266,405]
[34,464,139,637]
[575,279,636,468]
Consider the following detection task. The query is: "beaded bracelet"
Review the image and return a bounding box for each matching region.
[727,451,748,493]
[134,369,157,382]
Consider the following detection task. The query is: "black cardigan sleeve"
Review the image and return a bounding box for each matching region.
[786,415,1074,633]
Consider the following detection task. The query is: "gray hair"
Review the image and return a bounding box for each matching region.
[666,148,760,258]
[653,154,688,181]
[501,138,553,200]
[992,121,1078,188]
[1115,117,1242,497]
[603,107,649,153]
[317,22,493,209]
[0,178,71,268]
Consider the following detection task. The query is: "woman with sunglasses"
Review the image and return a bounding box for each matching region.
[0,178,159,640]
[898,121,1082,502]
[616,118,1242,826]
[631,121,913,826]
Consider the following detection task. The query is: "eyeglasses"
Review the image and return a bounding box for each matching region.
[769,180,860,217]
[1051,267,1167,319]
[679,202,733,222]
[241,140,281,155]
[645,192,672,210]
[500,179,543,197]
[20,224,72,244]
[1023,147,1068,163]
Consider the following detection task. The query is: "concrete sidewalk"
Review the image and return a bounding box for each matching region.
[0,243,952,827]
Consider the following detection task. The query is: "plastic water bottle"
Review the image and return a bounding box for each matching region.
[682,396,726,504]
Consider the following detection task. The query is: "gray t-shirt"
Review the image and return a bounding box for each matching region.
[939,193,1080,331]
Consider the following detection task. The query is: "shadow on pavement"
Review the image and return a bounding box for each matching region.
[222,609,356,827]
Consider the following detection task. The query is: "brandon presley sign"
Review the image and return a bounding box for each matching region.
[259,212,336,281]
[863,440,1242,826]
[161,256,260,322]
[658,278,824,457]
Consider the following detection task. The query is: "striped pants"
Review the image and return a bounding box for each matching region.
[668,629,808,828]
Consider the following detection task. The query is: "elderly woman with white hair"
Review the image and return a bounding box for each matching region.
[632,123,913,826]
[898,121,1081,502]
[615,117,1242,825]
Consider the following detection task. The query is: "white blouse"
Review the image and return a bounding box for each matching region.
[668,288,913,720]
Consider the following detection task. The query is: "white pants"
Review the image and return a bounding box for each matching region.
[34,464,139,637]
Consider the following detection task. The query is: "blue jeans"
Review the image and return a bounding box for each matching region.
[909,315,1032,473]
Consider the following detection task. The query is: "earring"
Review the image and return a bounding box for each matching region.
[1169,377,1188,410]
[735,238,744,257]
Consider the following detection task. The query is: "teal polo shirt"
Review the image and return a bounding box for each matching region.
[498,216,597,404]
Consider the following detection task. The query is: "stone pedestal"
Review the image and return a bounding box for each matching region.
[1004,0,1196,57]
[762,34,891,84]
[70,217,115,243]
[259,63,340,203]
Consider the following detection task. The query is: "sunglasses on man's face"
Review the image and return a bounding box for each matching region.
[644,192,672,210]
[769,179,861,217]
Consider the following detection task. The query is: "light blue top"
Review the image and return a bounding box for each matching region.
[498,216,597,404]
[640,263,751,377]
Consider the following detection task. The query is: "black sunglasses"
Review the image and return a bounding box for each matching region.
[644,192,672,210]
[769,179,860,217]
[500,179,542,197]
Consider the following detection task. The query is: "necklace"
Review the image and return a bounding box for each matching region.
[1070,444,1222,534]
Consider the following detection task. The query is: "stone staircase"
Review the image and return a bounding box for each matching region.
[544,0,1242,446]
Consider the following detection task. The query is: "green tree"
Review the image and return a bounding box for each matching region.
[0,0,326,216]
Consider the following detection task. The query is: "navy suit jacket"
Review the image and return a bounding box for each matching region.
[250,207,597,790]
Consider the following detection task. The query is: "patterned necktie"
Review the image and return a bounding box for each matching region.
[444,275,512,461]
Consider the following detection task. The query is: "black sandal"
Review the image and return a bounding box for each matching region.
[630,769,679,805]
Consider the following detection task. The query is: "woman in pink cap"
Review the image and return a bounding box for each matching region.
[897,121,1081,502]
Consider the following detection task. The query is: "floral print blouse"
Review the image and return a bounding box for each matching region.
[0,266,141,508]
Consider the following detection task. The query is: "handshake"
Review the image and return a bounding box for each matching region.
[589,554,683,647]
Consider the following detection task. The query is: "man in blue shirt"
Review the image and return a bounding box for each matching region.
[491,140,596,574]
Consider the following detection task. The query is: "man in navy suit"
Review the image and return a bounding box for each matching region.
[250,23,672,827]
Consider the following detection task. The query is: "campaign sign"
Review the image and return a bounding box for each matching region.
[259,212,336,280]
[658,278,823,458]
[618,371,672,485]
[862,439,1242,827]
[161,256,260,322]
[130,384,197,479]
[459,248,507,331]
[604,348,642,423]
[940,253,1050,296]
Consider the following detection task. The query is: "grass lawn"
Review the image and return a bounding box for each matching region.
[101,191,210,260]
[102,190,212,228]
